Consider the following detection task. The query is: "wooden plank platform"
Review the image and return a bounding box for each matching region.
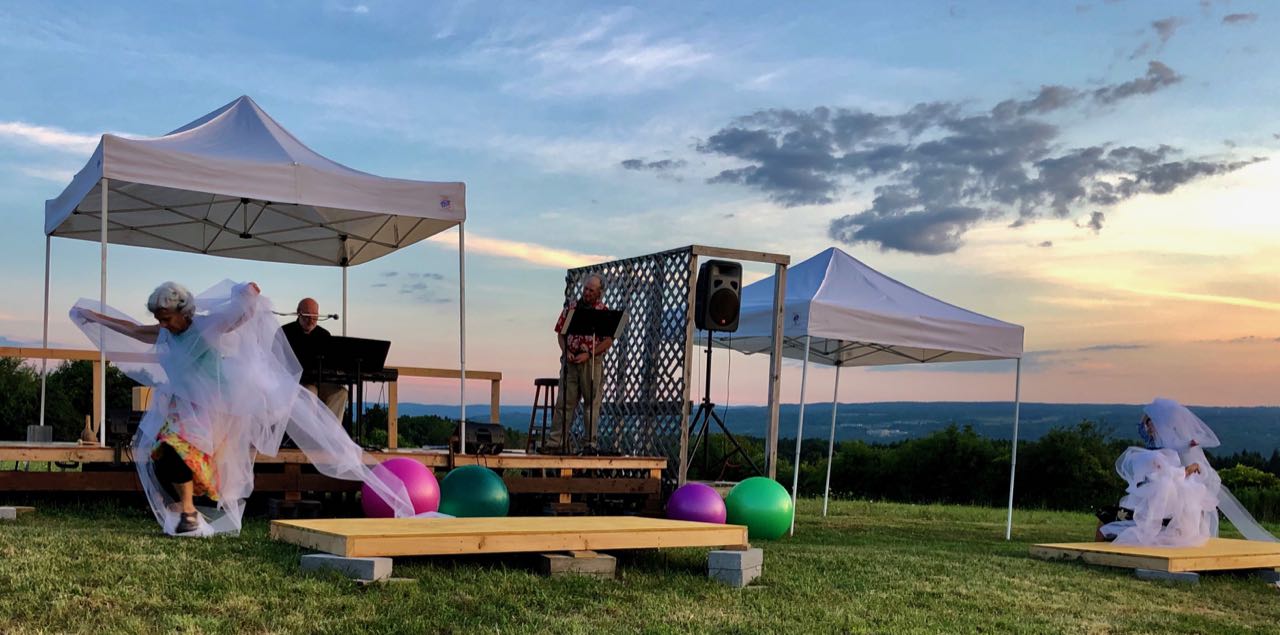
[271,516,748,558]
[1030,538,1280,573]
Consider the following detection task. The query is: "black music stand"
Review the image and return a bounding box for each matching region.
[558,307,626,453]
[298,336,391,445]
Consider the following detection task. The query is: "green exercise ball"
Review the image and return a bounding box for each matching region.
[438,465,510,517]
[725,477,793,540]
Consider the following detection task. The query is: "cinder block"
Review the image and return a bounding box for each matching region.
[539,552,616,579]
[0,508,15,521]
[708,548,763,570]
[301,554,392,582]
[1134,568,1199,585]
[709,565,762,588]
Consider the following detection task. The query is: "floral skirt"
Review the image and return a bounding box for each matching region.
[152,421,220,501]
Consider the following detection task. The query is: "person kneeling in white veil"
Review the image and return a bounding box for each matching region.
[1098,398,1276,545]
[72,280,417,536]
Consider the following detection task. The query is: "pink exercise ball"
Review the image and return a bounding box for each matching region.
[362,457,440,517]
[666,482,727,524]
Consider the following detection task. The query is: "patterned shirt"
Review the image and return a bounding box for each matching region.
[554,299,609,356]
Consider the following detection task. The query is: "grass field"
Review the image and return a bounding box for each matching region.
[2,498,1278,634]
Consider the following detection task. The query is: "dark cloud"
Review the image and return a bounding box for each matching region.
[1038,240,1053,248]
[1082,211,1105,233]
[1223,13,1258,24]
[693,62,1254,254]
[374,272,449,302]
[1151,17,1187,44]
[1078,343,1147,352]
[1092,61,1181,104]
[620,158,687,171]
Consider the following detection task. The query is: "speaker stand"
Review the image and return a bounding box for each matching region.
[687,339,760,479]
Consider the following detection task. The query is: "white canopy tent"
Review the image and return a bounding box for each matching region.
[709,247,1025,538]
[38,96,475,448]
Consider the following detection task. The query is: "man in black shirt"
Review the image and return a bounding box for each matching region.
[282,297,348,420]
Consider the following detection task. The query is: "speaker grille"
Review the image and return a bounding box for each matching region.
[708,288,739,327]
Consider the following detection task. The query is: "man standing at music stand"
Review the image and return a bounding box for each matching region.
[545,275,612,455]
[282,298,348,421]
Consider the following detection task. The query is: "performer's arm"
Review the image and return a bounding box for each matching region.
[205,282,262,334]
[75,309,160,344]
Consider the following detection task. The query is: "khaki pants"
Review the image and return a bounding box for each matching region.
[305,383,349,421]
[547,360,603,451]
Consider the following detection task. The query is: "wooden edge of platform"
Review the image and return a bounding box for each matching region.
[270,522,350,557]
[1030,544,1172,573]
[1030,541,1280,574]
[271,519,749,559]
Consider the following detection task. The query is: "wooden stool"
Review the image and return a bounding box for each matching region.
[526,377,559,452]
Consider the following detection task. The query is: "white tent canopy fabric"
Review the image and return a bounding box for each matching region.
[714,246,1023,366]
[46,95,465,266]
[708,247,1025,538]
[38,95,473,449]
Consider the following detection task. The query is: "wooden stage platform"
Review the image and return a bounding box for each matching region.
[1030,538,1280,573]
[0,443,667,513]
[271,516,748,558]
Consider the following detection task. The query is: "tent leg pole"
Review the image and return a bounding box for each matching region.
[1005,358,1022,540]
[341,266,348,337]
[38,235,51,429]
[789,334,811,535]
[822,363,841,517]
[458,222,467,453]
[98,177,108,446]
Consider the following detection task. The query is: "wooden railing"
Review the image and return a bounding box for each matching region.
[0,347,501,450]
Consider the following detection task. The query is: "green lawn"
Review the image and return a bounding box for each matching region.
[2,498,1278,634]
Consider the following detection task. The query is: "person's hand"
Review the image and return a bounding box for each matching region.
[247,282,261,295]
[1185,463,1201,477]
[1189,439,1198,447]
[574,352,590,364]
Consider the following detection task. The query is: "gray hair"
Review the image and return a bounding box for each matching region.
[146,281,195,317]
[584,274,605,291]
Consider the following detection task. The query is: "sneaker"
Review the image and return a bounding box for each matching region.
[175,511,200,534]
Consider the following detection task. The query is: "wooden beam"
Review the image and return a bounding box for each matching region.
[0,444,667,470]
[490,379,500,424]
[504,477,660,495]
[390,366,501,381]
[387,381,398,449]
[689,244,790,266]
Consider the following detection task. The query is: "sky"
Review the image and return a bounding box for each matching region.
[0,1,1277,408]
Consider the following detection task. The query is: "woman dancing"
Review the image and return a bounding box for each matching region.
[73,280,413,536]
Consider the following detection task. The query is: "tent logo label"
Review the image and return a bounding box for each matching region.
[440,198,451,208]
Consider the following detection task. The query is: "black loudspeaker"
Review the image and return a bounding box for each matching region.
[452,422,505,455]
[695,259,742,332]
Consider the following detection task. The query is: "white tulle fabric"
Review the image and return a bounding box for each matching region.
[1102,398,1276,546]
[1105,448,1216,546]
[71,280,414,536]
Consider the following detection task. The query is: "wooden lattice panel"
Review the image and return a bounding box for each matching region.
[566,248,692,465]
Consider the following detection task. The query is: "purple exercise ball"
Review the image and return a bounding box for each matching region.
[362,457,440,518]
[666,482,727,524]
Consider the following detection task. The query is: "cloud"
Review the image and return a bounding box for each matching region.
[1078,344,1147,352]
[389,273,450,303]
[1222,13,1258,25]
[426,232,615,268]
[475,9,713,97]
[1038,240,1054,248]
[1151,17,1187,44]
[1200,335,1280,344]
[0,121,99,154]
[1081,211,1106,233]
[692,62,1249,255]
[620,158,687,172]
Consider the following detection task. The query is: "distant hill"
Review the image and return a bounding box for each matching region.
[391,401,1280,456]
